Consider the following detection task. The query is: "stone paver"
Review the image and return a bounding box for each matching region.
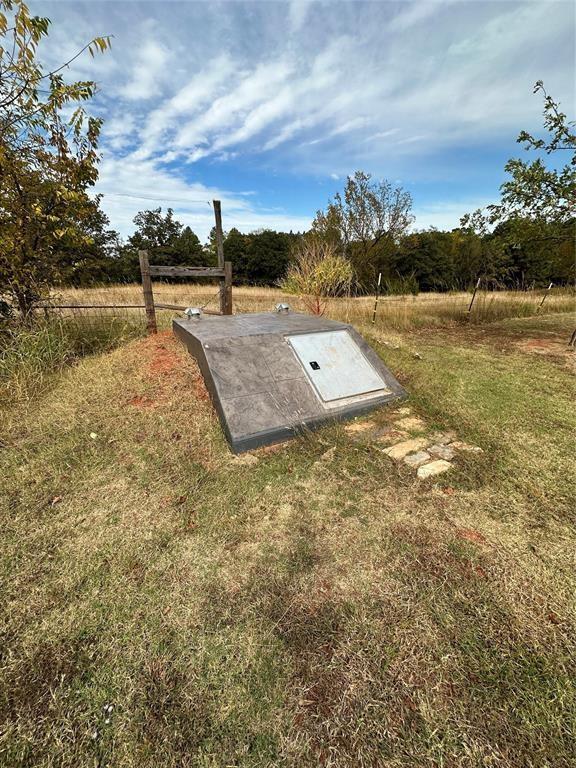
[345,420,376,434]
[396,416,427,431]
[345,408,484,479]
[417,459,452,479]
[374,428,409,445]
[383,437,428,460]
[429,431,457,445]
[449,441,483,453]
[428,444,456,460]
[404,450,431,468]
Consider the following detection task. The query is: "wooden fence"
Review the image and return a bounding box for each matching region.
[38,199,233,334]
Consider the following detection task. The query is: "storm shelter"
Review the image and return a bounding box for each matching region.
[173,311,406,453]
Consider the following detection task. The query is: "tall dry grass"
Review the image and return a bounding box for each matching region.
[0,314,143,406]
[52,283,575,331]
[280,241,354,315]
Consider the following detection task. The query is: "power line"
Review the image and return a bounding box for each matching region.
[99,191,213,206]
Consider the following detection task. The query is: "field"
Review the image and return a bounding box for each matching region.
[51,282,575,329]
[1,286,575,767]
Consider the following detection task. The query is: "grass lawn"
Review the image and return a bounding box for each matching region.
[1,302,575,767]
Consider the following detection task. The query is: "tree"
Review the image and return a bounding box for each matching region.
[492,81,575,224]
[311,171,414,288]
[244,230,294,285]
[394,230,455,292]
[203,226,219,266]
[175,226,203,265]
[117,208,207,280]
[461,82,575,273]
[55,197,121,285]
[128,207,183,255]
[0,0,111,315]
[223,227,249,281]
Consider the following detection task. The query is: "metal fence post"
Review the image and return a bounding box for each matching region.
[372,272,382,324]
[467,277,481,314]
[537,282,553,312]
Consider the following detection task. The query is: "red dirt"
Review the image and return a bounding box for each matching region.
[515,337,575,372]
[130,333,213,428]
[191,371,210,402]
[127,394,156,409]
[521,338,560,352]
[149,344,179,377]
[457,528,487,545]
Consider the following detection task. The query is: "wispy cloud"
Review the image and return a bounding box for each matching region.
[118,39,170,100]
[36,0,574,238]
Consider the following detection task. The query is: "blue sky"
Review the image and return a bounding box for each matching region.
[37,0,574,241]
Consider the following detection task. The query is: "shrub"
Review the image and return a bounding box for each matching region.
[280,241,354,315]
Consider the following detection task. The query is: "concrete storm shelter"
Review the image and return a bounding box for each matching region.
[173,310,406,453]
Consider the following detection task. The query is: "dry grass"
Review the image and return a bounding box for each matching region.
[1,299,575,766]
[51,283,576,331]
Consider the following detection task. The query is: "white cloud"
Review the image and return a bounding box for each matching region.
[123,1,569,172]
[289,0,314,33]
[94,155,311,240]
[35,0,575,237]
[412,199,491,231]
[118,39,170,101]
[364,129,400,143]
[388,0,462,32]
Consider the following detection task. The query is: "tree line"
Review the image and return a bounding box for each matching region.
[68,199,573,294]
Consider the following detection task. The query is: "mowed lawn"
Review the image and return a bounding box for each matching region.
[1,308,575,767]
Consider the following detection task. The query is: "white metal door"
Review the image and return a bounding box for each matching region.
[287,330,388,402]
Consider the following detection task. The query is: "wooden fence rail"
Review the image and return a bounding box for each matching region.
[38,303,222,315]
[137,198,233,335]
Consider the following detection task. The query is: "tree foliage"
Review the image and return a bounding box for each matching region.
[0,0,111,314]
[113,208,209,281]
[462,82,575,242]
[224,228,297,285]
[311,171,414,287]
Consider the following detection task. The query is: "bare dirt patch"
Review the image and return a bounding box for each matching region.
[147,332,180,378]
[127,394,156,409]
[515,337,575,370]
[457,528,488,545]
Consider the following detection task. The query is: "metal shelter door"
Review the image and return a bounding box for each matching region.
[287,330,388,403]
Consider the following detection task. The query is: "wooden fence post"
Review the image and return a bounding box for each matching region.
[213,200,224,269]
[139,250,157,335]
[213,199,233,315]
[223,261,233,315]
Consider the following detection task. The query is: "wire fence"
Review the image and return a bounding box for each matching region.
[29,283,575,334]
